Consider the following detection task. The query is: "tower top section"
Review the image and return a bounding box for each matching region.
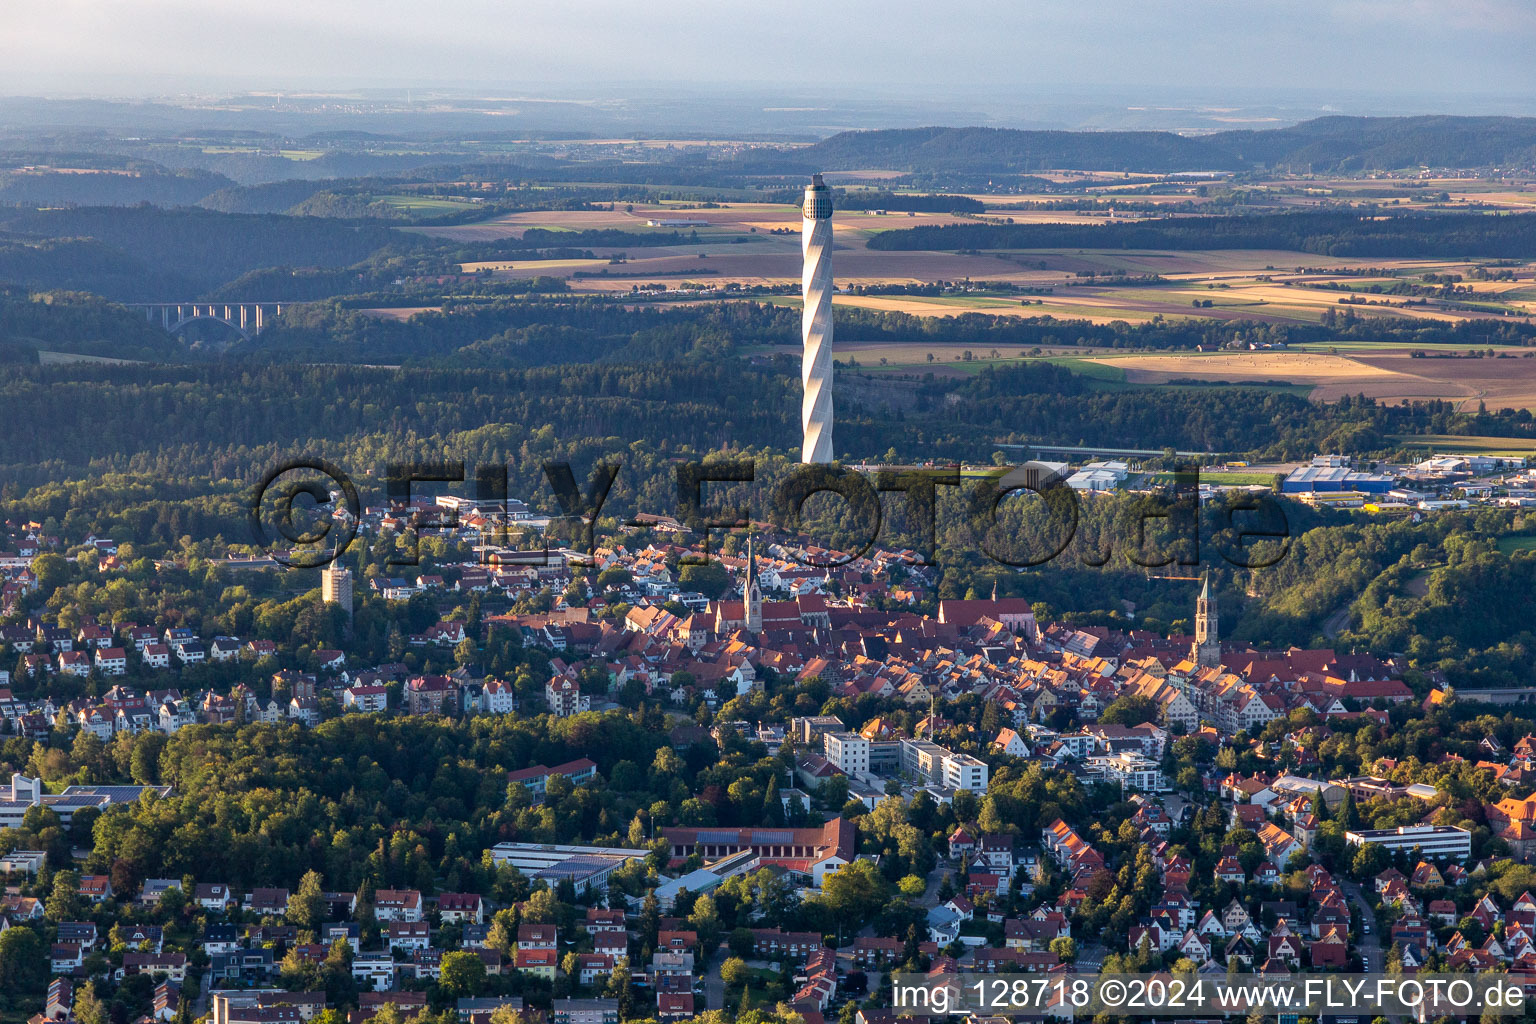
[803,173,832,220]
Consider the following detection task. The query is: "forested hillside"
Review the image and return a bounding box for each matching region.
[1205,115,1536,172]
[0,206,413,296]
[769,127,1238,174]
[763,116,1536,175]
[0,288,189,362]
[0,163,233,206]
[0,235,196,300]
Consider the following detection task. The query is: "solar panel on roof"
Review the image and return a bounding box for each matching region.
[558,856,613,869]
[694,830,740,843]
[751,830,793,843]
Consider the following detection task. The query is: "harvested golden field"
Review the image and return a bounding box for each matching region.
[1088,350,1536,410]
[1093,352,1396,383]
[410,198,1536,328]
[547,247,1040,292]
[830,294,1152,325]
[356,306,443,320]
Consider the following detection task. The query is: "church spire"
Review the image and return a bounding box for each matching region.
[743,534,763,634]
[1192,570,1220,669]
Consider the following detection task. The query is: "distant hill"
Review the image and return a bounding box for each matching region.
[0,235,195,300]
[779,126,1237,173]
[198,178,336,214]
[0,285,190,361]
[0,205,411,297]
[0,154,235,206]
[755,116,1536,174]
[1204,115,1536,172]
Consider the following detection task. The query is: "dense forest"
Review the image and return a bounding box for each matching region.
[868,210,1536,259]
[235,299,1536,365]
[0,287,188,362]
[4,356,1533,494]
[0,206,416,297]
[0,163,233,207]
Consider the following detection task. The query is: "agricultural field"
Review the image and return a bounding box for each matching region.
[1081,349,1536,410]
[1388,434,1536,455]
[413,201,977,243]
[417,199,1536,326]
[375,194,484,213]
[355,306,444,321]
[745,338,1536,408]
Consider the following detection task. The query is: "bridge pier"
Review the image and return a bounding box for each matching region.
[130,301,285,339]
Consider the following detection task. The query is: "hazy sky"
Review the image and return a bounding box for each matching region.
[4,0,1534,104]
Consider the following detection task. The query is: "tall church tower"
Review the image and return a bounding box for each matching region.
[1192,571,1220,669]
[743,536,763,634]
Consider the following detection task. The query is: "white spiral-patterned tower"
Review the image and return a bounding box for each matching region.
[801,173,834,463]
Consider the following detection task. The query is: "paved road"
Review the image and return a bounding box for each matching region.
[1078,940,1107,972]
[1322,604,1353,641]
[193,968,211,1016]
[1341,879,1382,970]
[701,948,725,1010]
[919,858,950,909]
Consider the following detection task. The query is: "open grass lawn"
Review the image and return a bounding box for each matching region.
[1196,471,1281,486]
[1039,356,1124,380]
[1497,535,1536,554]
[724,965,791,1007]
[377,194,482,213]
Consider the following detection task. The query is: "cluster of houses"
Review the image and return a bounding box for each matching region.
[4,506,1426,778]
[0,617,255,681]
[19,512,1536,1021]
[16,871,822,1024]
[1125,851,1359,972]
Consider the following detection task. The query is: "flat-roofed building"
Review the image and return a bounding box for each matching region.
[488,842,649,895]
[899,738,988,793]
[1345,825,1470,861]
[550,999,619,1024]
[0,849,46,874]
[822,732,869,776]
[1088,751,1168,793]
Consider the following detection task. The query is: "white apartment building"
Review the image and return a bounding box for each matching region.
[822,732,870,777]
[1089,751,1169,793]
[1345,825,1471,861]
[899,738,989,793]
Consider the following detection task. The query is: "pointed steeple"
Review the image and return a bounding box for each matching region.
[1192,570,1220,669]
[991,578,998,602]
[743,534,762,634]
